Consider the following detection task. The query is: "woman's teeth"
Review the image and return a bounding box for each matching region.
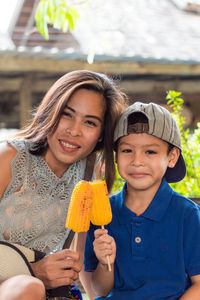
[61,141,78,149]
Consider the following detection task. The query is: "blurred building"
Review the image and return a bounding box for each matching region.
[0,0,200,128]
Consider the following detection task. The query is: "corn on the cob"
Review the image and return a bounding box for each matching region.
[90,179,112,271]
[66,180,92,232]
[90,180,112,226]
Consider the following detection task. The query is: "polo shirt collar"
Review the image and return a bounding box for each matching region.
[118,178,173,224]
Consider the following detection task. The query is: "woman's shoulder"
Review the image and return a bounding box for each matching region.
[0,138,30,176]
[0,138,31,158]
[0,140,18,162]
[0,142,18,198]
[0,139,31,198]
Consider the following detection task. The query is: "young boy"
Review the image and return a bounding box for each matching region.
[84,102,200,300]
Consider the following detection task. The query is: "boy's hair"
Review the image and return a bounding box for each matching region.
[114,101,186,183]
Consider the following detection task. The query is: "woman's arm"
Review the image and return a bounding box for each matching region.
[179,275,200,299]
[31,249,81,289]
[0,142,17,199]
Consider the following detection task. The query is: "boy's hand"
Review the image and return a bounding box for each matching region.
[93,228,116,266]
[31,249,82,289]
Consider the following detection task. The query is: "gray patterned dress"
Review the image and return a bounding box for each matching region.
[0,138,86,253]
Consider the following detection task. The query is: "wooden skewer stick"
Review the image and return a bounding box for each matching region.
[102,225,111,272]
[73,232,78,252]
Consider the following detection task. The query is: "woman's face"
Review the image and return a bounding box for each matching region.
[45,88,106,177]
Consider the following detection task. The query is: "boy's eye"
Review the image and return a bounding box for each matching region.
[122,148,132,153]
[146,150,157,154]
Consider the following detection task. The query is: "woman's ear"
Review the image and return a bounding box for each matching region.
[98,129,104,142]
[168,147,180,168]
[98,136,103,142]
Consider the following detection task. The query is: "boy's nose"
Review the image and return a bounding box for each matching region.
[131,152,144,166]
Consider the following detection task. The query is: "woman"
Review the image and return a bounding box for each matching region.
[0,70,127,299]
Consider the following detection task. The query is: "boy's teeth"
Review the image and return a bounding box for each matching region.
[61,141,77,148]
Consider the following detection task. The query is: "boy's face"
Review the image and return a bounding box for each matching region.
[116,133,179,194]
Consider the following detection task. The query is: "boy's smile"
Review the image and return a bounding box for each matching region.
[116,133,179,201]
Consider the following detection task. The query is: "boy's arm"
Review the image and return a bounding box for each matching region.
[90,228,116,296]
[91,260,114,296]
[179,274,200,299]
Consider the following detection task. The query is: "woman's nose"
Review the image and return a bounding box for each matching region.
[66,121,82,136]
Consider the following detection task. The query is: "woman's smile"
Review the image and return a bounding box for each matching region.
[59,139,80,151]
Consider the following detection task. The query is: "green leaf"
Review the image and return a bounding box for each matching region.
[35,0,49,40]
[35,0,80,40]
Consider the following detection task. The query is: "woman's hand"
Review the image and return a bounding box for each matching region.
[93,228,116,267]
[31,249,81,289]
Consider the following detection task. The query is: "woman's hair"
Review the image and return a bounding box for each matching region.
[15,70,128,192]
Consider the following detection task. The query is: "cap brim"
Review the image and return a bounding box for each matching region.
[164,153,186,183]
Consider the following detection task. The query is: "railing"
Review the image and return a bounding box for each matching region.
[191,198,200,205]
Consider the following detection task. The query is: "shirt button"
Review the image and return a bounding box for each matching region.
[136,222,142,226]
[135,237,142,243]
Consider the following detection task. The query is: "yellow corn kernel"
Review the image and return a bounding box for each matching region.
[66,180,92,232]
[90,180,112,226]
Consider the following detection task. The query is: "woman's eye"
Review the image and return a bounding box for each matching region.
[62,111,72,117]
[85,120,97,127]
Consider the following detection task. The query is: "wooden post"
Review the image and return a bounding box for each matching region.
[19,75,32,129]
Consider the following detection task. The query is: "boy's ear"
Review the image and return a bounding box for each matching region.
[167,147,180,168]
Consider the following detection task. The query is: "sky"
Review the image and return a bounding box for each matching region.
[0,0,19,33]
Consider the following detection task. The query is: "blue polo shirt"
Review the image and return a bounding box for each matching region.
[84,179,200,300]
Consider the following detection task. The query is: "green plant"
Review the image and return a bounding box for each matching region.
[112,161,125,195]
[35,0,80,40]
[166,90,200,197]
[112,91,200,197]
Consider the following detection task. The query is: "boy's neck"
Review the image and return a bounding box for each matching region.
[124,183,160,216]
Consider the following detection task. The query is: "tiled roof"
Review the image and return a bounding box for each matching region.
[0,0,200,63]
[73,0,200,63]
